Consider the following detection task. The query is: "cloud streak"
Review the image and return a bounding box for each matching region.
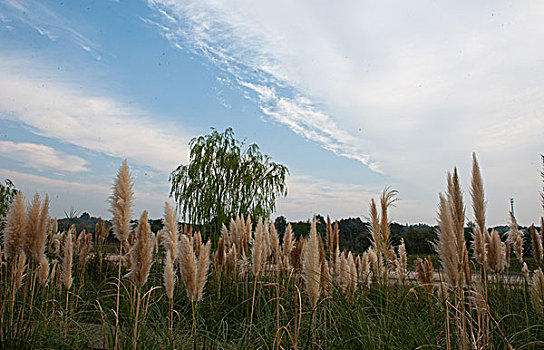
[0,141,89,173]
[145,0,378,171]
[0,59,192,173]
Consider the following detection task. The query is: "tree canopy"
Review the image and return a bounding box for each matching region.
[169,128,289,240]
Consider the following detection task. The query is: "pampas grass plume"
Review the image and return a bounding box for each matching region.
[195,241,211,302]
[164,252,176,300]
[162,202,179,260]
[3,191,26,260]
[129,211,153,288]
[62,228,73,290]
[530,225,543,265]
[531,268,544,313]
[302,216,321,308]
[110,160,134,242]
[179,234,197,301]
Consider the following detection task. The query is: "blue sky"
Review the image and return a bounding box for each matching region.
[0,0,542,226]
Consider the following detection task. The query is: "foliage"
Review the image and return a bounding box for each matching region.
[169,128,289,240]
[0,179,17,232]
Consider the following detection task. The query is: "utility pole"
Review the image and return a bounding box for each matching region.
[510,197,514,215]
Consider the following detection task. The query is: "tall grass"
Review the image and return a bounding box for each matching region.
[1,155,543,349]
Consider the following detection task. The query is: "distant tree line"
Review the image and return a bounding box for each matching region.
[54,212,540,257]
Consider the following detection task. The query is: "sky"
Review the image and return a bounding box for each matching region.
[0,0,543,226]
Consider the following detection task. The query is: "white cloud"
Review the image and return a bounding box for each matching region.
[0,60,192,172]
[278,174,432,224]
[0,141,89,173]
[1,0,101,59]
[148,0,544,225]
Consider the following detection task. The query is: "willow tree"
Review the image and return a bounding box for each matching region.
[169,128,289,243]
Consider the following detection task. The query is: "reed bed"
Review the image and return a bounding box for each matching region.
[0,155,543,349]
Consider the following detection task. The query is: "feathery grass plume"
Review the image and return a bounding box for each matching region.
[229,217,238,247]
[507,211,524,263]
[163,251,176,300]
[78,231,92,276]
[292,238,304,270]
[282,223,295,265]
[523,262,530,281]
[530,225,543,265]
[531,268,544,313]
[48,218,57,252]
[486,229,506,273]
[416,257,434,292]
[326,216,332,258]
[542,217,544,262]
[333,220,339,266]
[270,222,281,266]
[23,193,40,257]
[368,248,378,279]
[368,198,381,259]
[161,202,179,260]
[379,187,397,258]
[470,153,486,234]
[221,223,229,248]
[447,169,467,274]
[179,234,197,301]
[95,217,107,245]
[436,192,461,289]
[318,235,329,293]
[252,218,265,276]
[110,160,134,242]
[225,243,237,276]
[128,211,154,288]
[348,252,358,292]
[62,228,73,290]
[359,252,371,288]
[388,246,399,275]
[24,193,49,262]
[49,259,57,286]
[14,251,27,292]
[192,231,202,257]
[38,255,49,286]
[3,191,26,259]
[263,218,271,262]
[303,216,321,308]
[214,235,226,274]
[244,214,252,255]
[339,251,350,292]
[398,239,407,284]
[195,240,211,302]
[472,226,486,265]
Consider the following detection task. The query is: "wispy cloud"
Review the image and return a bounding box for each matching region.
[0,141,89,173]
[144,0,377,171]
[0,0,102,59]
[0,58,192,173]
